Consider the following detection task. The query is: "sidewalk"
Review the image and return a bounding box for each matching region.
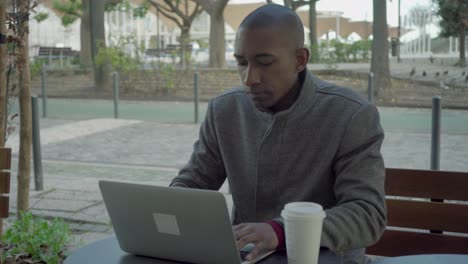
[4,104,468,251]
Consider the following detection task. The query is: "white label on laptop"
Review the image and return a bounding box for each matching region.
[152,213,181,236]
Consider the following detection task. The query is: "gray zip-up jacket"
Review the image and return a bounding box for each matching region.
[171,70,386,262]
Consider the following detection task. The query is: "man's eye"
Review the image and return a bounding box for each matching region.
[237,61,248,67]
[258,61,273,66]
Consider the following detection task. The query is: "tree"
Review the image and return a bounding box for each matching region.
[15,0,33,217]
[308,0,319,62]
[52,0,89,65]
[53,0,119,90]
[282,0,320,62]
[370,0,392,96]
[193,0,228,68]
[435,0,467,67]
[0,1,7,150]
[146,0,203,67]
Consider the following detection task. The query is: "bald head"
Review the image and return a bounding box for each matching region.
[238,4,305,49]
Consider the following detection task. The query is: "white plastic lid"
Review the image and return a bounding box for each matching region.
[282,202,326,218]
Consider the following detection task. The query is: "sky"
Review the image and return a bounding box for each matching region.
[230,0,434,27]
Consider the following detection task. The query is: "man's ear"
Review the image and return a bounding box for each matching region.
[295,47,310,72]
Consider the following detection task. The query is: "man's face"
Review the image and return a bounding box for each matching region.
[234,27,301,111]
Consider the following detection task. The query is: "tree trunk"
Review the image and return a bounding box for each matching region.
[309,0,319,62]
[90,0,109,91]
[0,1,7,147]
[208,0,228,68]
[80,0,92,67]
[370,0,392,97]
[180,25,191,67]
[17,0,32,216]
[458,21,466,67]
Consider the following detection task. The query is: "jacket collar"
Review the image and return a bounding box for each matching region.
[253,69,318,120]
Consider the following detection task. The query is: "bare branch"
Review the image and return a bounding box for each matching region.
[189,2,203,21]
[163,0,187,20]
[192,0,213,13]
[147,0,183,27]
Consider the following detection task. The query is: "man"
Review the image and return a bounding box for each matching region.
[171,4,386,263]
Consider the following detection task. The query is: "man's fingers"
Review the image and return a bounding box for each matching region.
[234,224,251,239]
[236,232,258,250]
[233,223,248,232]
[246,242,265,261]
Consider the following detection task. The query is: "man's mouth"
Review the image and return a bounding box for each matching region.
[247,90,268,97]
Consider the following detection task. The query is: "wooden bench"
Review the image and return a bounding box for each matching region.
[145,44,193,58]
[37,46,78,59]
[366,168,468,256]
[0,147,12,238]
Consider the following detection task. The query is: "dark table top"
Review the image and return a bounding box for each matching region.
[371,254,468,264]
[65,236,468,264]
[64,236,341,264]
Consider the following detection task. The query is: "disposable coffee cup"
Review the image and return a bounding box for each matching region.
[281,202,326,264]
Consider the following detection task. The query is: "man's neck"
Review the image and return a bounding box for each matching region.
[269,71,306,113]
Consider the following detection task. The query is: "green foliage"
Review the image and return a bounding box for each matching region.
[105,0,150,18]
[105,0,131,12]
[351,39,372,60]
[94,37,141,74]
[318,39,372,63]
[33,12,49,23]
[435,0,468,38]
[29,59,48,79]
[133,1,150,18]
[52,0,82,27]
[309,43,320,63]
[161,63,176,89]
[330,39,346,62]
[1,212,70,264]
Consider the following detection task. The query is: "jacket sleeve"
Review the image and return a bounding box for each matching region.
[322,103,386,252]
[170,99,227,190]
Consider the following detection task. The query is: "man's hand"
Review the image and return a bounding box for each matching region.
[233,223,278,261]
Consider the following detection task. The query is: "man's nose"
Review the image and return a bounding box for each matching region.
[243,65,260,87]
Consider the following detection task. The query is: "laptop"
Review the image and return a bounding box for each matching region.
[99,180,275,264]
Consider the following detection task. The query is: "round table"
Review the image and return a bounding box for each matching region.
[64,236,341,264]
[372,254,468,264]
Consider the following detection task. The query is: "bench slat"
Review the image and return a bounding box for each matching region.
[0,196,9,218]
[386,168,468,200]
[0,147,11,170]
[366,230,468,256]
[387,199,468,233]
[0,172,10,194]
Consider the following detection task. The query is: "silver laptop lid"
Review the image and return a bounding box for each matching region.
[99,180,242,264]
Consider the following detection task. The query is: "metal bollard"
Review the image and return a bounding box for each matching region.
[431,96,441,171]
[31,95,44,191]
[430,96,442,234]
[367,72,374,104]
[113,72,119,119]
[194,72,199,124]
[41,68,47,118]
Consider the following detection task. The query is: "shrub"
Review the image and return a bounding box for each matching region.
[1,212,71,264]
